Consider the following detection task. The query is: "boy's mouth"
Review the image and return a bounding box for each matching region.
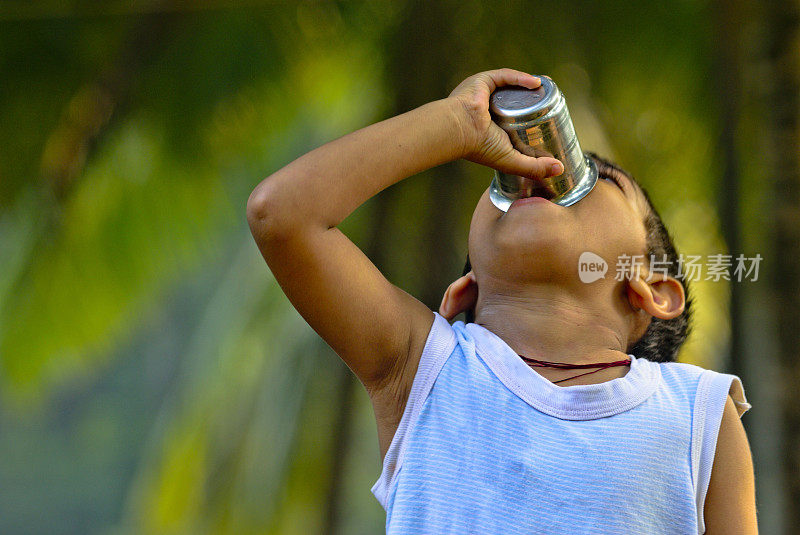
[509,196,557,210]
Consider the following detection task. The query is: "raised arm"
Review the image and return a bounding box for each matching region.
[245,69,563,396]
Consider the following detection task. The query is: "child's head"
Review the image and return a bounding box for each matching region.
[441,153,692,363]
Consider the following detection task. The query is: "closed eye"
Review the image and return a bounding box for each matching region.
[600,173,626,192]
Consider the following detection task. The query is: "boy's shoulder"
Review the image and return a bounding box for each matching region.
[656,359,708,376]
[648,361,716,386]
[659,359,752,417]
[654,360,749,415]
[644,359,711,399]
[653,358,708,380]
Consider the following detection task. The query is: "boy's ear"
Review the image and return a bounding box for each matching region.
[439,270,479,321]
[626,272,685,320]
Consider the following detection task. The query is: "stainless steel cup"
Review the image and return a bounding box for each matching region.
[488,75,598,210]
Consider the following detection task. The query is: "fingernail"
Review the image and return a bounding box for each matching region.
[550,163,563,176]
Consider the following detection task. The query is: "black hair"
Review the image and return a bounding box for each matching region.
[461,152,693,363]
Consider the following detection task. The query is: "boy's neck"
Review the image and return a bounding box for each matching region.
[474,287,632,368]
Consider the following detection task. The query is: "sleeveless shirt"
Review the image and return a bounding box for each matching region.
[371,312,752,534]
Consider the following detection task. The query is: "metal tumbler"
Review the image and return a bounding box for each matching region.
[488,75,598,210]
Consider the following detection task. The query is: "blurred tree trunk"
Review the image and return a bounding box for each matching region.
[321,360,358,534]
[385,0,466,310]
[387,0,464,311]
[713,2,788,532]
[764,1,800,532]
[713,0,745,384]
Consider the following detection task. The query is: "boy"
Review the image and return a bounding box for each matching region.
[247,69,757,534]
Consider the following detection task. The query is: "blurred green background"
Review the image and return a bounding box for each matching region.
[1,1,798,533]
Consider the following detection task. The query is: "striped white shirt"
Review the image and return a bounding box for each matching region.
[372,312,751,534]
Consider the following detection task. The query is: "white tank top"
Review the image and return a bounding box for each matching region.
[372,312,751,534]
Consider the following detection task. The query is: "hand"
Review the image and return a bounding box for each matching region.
[447,68,564,180]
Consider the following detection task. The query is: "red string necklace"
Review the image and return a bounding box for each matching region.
[518,354,632,384]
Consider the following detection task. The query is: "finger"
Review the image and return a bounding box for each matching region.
[438,290,454,319]
[482,68,541,92]
[496,150,564,180]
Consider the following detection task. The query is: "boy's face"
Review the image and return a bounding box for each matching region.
[469,172,649,292]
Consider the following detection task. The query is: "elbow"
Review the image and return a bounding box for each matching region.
[246,179,293,243]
